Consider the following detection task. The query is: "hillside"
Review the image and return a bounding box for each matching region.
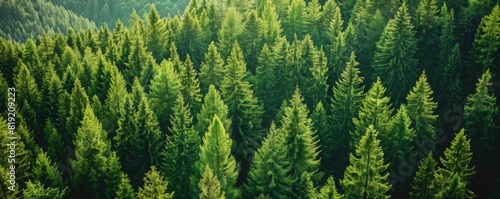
[0,0,97,42]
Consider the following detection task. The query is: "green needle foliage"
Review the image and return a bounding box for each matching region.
[199,165,226,199]
[137,166,174,199]
[410,153,441,199]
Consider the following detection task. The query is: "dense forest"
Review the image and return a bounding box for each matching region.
[1,0,500,198]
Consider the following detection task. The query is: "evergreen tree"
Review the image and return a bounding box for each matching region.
[372,3,418,106]
[103,67,128,138]
[239,10,261,72]
[40,67,63,124]
[125,24,149,89]
[352,78,393,152]
[104,152,124,199]
[439,129,476,198]
[304,0,322,43]
[179,55,202,115]
[200,42,225,94]
[23,181,65,199]
[311,101,331,174]
[218,7,243,59]
[178,9,206,66]
[66,79,90,145]
[259,0,283,46]
[245,123,293,198]
[440,173,467,199]
[383,105,415,173]
[220,42,264,160]
[307,46,329,107]
[318,176,342,199]
[23,39,43,86]
[145,4,169,61]
[148,60,182,133]
[464,69,498,164]
[160,95,200,199]
[43,119,63,163]
[255,44,277,126]
[280,88,322,184]
[284,0,306,41]
[33,151,64,190]
[192,115,240,199]
[415,0,440,76]
[196,85,232,137]
[341,125,391,199]
[406,72,438,153]
[14,62,40,131]
[137,166,174,199]
[471,4,500,73]
[70,104,110,198]
[272,37,292,105]
[199,165,226,199]
[116,173,136,199]
[410,153,441,199]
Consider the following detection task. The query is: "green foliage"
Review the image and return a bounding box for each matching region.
[382,105,415,173]
[137,166,174,199]
[259,0,283,46]
[464,69,498,163]
[66,79,90,145]
[32,151,64,189]
[218,7,243,59]
[410,153,441,199]
[341,125,391,199]
[199,165,226,199]
[145,5,169,61]
[221,42,264,160]
[196,85,232,138]
[255,44,278,126]
[415,0,440,76]
[115,173,136,199]
[318,176,342,199]
[284,0,306,41]
[372,3,418,106]
[23,181,65,199]
[200,42,225,94]
[438,129,476,198]
[245,123,293,198]
[178,9,206,66]
[193,115,240,199]
[160,95,200,199]
[307,46,329,107]
[280,88,322,185]
[472,4,500,72]
[103,67,128,138]
[406,72,438,153]
[179,55,202,115]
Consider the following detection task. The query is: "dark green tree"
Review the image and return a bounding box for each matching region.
[160,95,200,199]
[307,46,329,107]
[218,7,243,59]
[471,4,500,74]
[199,42,225,94]
[382,105,415,174]
[145,4,169,61]
[464,69,498,164]
[178,9,206,66]
[245,123,293,198]
[318,176,342,199]
[255,44,277,126]
[284,0,306,41]
[199,165,226,199]
[103,67,128,138]
[196,85,232,137]
[372,3,418,106]
[65,79,90,145]
[410,153,441,199]
[179,55,202,115]
[341,125,391,199]
[115,173,136,199]
[259,0,283,46]
[239,10,262,72]
[415,0,440,76]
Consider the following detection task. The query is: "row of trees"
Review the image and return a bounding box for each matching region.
[1,0,499,197]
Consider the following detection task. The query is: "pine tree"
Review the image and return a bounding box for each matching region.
[410,153,441,199]
[440,173,467,199]
[311,101,331,174]
[23,181,65,199]
[65,79,90,145]
[382,105,415,173]
[406,72,438,153]
[200,42,225,94]
[126,96,163,188]
[160,95,200,199]
[239,10,262,72]
[179,55,202,115]
[304,0,322,43]
[372,3,418,106]
[103,67,128,138]
[137,166,174,199]
[471,4,500,73]
[23,39,43,86]
[148,60,182,133]
[352,78,393,152]
[220,42,264,160]
[199,165,226,199]
[43,119,63,163]
[341,125,391,199]
[318,176,342,199]
[14,62,40,131]
[272,37,292,105]
[245,123,293,198]
[104,152,124,199]
[196,85,232,137]
[125,24,149,88]
[145,4,169,61]
[192,115,240,199]
[33,151,64,190]
[284,0,306,41]
[259,0,283,46]
[464,68,498,165]
[116,173,136,199]
[218,7,243,59]
[415,0,440,76]
[70,104,110,198]
[307,46,329,107]
[280,88,322,184]
[178,9,206,66]
[254,44,277,126]
[439,129,476,198]
[40,67,63,125]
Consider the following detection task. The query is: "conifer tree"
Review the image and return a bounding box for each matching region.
[382,105,415,173]
[103,67,128,138]
[179,55,202,115]
[125,24,149,88]
[410,153,441,199]
[199,165,226,199]
[23,181,65,199]
[440,173,467,199]
[137,166,174,199]
[464,65,498,165]
[221,42,264,160]
[406,72,438,153]
[23,39,43,86]
[192,116,240,199]
[178,9,206,66]
[238,10,261,72]
[114,96,137,160]
[200,42,225,94]
[14,62,40,131]
[70,104,110,198]
[434,3,456,87]
[104,152,124,199]
[284,0,306,41]
[311,101,331,174]
[318,176,342,199]
[352,78,393,152]
[196,85,232,137]
[245,123,293,198]
[471,4,500,73]
[66,79,90,145]
[341,125,391,199]
[33,151,64,190]
[415,0,440,76]
[255,44,277,126]
[439,129,476,198]
[304,0,322,43]
[218,7,243,59]
[372,3,418,106]
[40,68,63,124]
[43,119,63,162]
[259,0,283,46]
[280,88,322,184]
[272,37,292,104]
[148,60,182,133]
[308,46,329,107]
[116,173,136,199]
[145,4,168,61]
[161,95,200,199]
[126,96,163,188]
